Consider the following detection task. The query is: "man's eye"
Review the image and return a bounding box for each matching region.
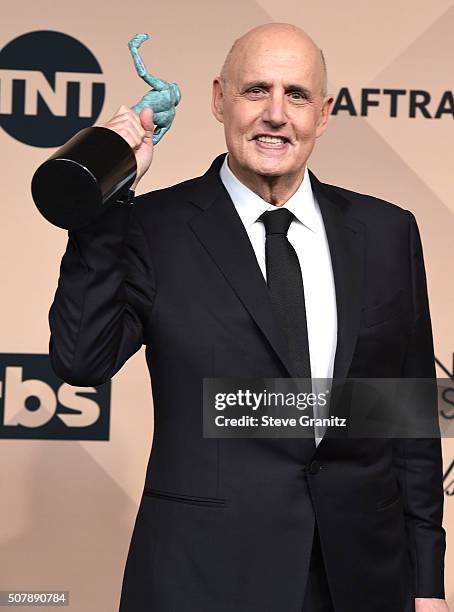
[288,91,306,100]
[247,88,265,95]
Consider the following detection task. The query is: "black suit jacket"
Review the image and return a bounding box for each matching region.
[49,153,445,612]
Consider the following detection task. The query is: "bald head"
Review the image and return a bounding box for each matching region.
[220,23,327,98]
[211,21,334,201]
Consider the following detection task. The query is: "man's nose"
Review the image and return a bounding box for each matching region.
[262,95,288,127]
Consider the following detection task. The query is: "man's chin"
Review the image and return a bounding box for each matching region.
[248,160,289,178]
[229,155,294,182]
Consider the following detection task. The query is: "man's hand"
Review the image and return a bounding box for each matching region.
[97,105,154,189]
[416,598,451,611]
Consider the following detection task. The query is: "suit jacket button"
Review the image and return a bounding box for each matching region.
[309,460,321,475]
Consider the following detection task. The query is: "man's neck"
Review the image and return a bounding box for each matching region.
[227,157,306,207]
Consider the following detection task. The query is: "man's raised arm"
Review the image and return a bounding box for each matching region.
[49,106,155,386]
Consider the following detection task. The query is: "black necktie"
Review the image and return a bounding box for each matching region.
[260,209,312,380]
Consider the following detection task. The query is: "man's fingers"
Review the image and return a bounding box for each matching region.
[139,107,155,145]
[111,107,143,133]
[107,116,144,139]
[116,104,142,129]
[105,121,144,148]
[96,103,156,166]
[139,107,154,129]
[99,105,148,149]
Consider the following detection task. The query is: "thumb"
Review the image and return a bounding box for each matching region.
[139,107,154,142]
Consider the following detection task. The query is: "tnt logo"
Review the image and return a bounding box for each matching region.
[0,30,105,147]
[0,354,110,439]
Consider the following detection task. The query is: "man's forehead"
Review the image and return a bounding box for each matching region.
[232,40,319,73]
[238,40,315,63]
[220,25,326,95]
[233,53,320,87]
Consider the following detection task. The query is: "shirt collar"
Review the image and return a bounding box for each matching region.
[219,153,320,232]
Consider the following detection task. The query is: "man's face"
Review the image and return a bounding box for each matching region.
[212,34,333,185]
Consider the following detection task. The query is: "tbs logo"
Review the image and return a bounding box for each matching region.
[0,354,110,440]
[0,30,105,147]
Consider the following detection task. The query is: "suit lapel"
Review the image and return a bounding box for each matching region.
[188,155,299,378]
[187,155,365,383]
[309,171,365,380]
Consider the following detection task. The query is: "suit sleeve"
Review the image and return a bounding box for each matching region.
[48,199,156,387]
[392,211,446,598]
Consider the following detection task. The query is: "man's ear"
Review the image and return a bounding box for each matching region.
[315,95,334,138]
[211,77,224,124]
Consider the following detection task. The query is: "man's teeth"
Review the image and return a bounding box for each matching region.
[256,136,286,144]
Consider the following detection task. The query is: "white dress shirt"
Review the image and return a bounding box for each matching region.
[219,154,337,444]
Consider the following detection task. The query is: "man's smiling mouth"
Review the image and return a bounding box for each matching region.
[253,134,291,151]
[254,134,290,144]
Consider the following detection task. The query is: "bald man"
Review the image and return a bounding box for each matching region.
[49,23,447,612]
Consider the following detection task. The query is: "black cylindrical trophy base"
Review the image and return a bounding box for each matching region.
[31,126,137,230]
